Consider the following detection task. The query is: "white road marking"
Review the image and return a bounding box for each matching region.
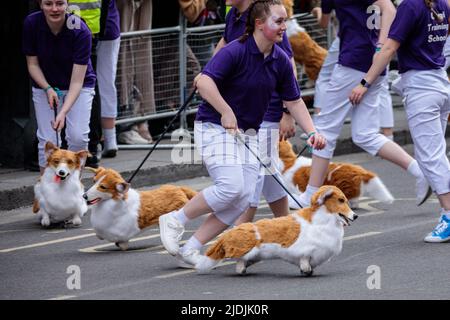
[0,233,96,253]
[344,231,382,241]
[79,234,161,253]
[48,295,77,300]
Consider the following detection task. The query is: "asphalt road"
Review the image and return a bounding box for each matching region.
[1,148,449,301]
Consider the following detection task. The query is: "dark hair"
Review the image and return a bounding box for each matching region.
[424,0,443,23]
[239,0,283,43]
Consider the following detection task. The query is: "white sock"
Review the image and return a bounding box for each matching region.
[299,185,319,206]
[386,134,394,141]
[172,208,189,226]
[441,209,450,220]
[407,160,422,179]
[180,236,202,254]
[103,128,117,150]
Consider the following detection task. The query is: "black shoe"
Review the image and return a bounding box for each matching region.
[102,148,117,158]
[85,154,99,169]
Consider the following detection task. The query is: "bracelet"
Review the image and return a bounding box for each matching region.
[307,131,316,138]
[282,107,290,114]
[44,85,52,93]
[375,46,382,52]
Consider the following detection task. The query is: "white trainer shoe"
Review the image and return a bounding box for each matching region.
[416,175,433,206]
[159,212,185,256]
[176,248,201,269]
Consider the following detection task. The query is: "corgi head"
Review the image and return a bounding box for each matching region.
[311,185,357,226]
[83,166,130,205]
[45,141,89,182]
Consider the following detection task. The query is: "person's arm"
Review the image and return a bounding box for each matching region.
[213,37,227,56]
[318,13,330,28]
[373,0,396,46]
[349,38,400,105]
[53,64,87,130]
[26,56,59,108]
[196,74,237,132]
[284,98,326,150]
[178,0,206,24]
[279,57,298,140]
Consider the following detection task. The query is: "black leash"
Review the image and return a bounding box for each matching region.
[296,144,309,158]
[127,89,197,184]
[236,134,304,209]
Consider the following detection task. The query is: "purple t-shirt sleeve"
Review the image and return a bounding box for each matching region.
[321,0,334,14]
[388,2,417,43]
[278,56,301,102]
[73,26,92,65]
[202,47,235,84]
[223,8,233,43]
[22,16,36,56]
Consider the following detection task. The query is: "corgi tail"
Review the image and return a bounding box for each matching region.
[32,198,40,214]
[196,238,226,273]
[364,176,394,204]
[180,186,197,200]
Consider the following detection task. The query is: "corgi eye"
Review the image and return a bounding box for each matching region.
[339,198,345,203]
[67,160,74,165]
[52,159,60,165]
[99,185,107,190]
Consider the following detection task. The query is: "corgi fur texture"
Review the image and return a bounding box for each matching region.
[282,0,327,81]
[84,167,197,250]
[196,186,357,275]
[33,142,89,227]
[278,140,394,208]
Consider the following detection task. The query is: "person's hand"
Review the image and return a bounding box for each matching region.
[46,88,59,109]
[52,110,66,131]
[279,112,295,140]
[307,132,326,150]
[349,85,368,106]
[221,110,238,135]
[311,7,322,21]
[193,73,202,89]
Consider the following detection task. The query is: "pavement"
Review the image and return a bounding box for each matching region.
[1,95,449,212]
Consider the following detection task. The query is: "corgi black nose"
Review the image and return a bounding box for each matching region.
[83,193,88,200]
[353,214,358,220]
[59,170,66,176]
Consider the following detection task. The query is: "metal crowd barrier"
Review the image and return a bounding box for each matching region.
[116,12,332,149]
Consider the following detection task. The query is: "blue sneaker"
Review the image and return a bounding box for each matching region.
[424,215,450,243]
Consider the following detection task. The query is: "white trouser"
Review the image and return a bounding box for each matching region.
[379,76,394,128]
[32,87,94,167]
[314,37,340,109]
[398,69,450,195]
[97,37,120,118]
[249,121,286,207]
[313,64,390,159]
[444,37,450,70]
[194,122,260,225]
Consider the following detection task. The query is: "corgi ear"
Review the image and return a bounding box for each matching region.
[115,182,130,195]
[76,150,90,166]
[44,141,58,159]
[312,187,334,206]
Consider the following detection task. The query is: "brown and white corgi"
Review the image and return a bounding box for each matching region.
[278,140,394,209]
[196,186,357,276]
[33,142,89,227]
[83,167,197,250]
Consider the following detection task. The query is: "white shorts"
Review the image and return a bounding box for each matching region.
[397,69,450,195]
[194,122,260,225]
[379,77,394,129]
[313,64,390,159]
[249,121,286,207]
[97,37,120,118]
[32,87,94,167]
[444,37,450,70]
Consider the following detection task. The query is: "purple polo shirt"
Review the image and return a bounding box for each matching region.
[322,0,383,73]
[196,36,300,131]
[100,0,120,41]
[388,0,449,73]
[23,11,96,90]
[224,7,295,123]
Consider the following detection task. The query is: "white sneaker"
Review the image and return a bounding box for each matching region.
[416,175,433,206]
[118,130,150,145]
[176,248,201,269]
[159,213,185,256]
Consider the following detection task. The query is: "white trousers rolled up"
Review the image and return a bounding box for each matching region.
[313,64,390,159]
[249,121,286,207]
[400,69,450,195]
[97,37,120,118]
[32,87,94,167]
[194,122,260,225]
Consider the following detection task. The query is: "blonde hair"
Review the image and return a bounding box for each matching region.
[239,0,283,43]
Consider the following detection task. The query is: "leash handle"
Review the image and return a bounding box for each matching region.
[52,87,64,147]
[235,134,304,209]
[127,89,198,184]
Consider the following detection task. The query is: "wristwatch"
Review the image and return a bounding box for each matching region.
[360,78,371,89]
[282,107,290,114]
